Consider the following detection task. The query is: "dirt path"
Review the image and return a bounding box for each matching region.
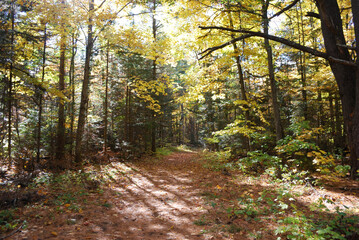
[15,151,227,240]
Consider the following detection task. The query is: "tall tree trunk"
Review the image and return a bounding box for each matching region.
[296,2,308,120]
[103,43,109,153]
[124,85,129,143]
[328,92,335,147]
[56,4,67,166]
[75,0,94,164]
[316,0,358,178]
[227,11,250,151]
[334,93,343,148]
[69,33,77,156]
[8,0,15,164]
[151,0,157,153]
[262,0,283,142]
[36,24,47,165]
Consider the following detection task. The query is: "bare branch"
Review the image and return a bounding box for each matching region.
[328,56,357,67]
[199,26,327,57]
[95,0,107,12]
[269,0,300,20]
[306,12,320,19]
[200,34,253,59]
[199,26,357,67]
[337,43,356,50]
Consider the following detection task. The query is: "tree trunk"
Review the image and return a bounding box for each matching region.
[151,0,157,154]
[36,24,47,165]
[334,93,343,148]
[103,43,109,153]
[227,11,250,151]
[328,91,335,147]
[8,0,15,164]
[69,33,77,157]
[296,2,308,120]
[262,0,283,141]
[56,7,67,166]
[316,0,358,178]
[75,0,94,164]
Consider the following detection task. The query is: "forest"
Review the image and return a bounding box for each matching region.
[1,0,359,239]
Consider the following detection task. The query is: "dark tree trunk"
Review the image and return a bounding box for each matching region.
[262,0,283,141]
[75,0,94,164]
[103,42,109,153]
[69,33,77,157]
[56,12,67,166]
[316,0,359,178]
[8,0,15,164]
[36,24,47,165]
[296,2,308,120]
[227,11,250,151]
[328,92,335,146]
[151,0,157,154]
[334,93,343,148]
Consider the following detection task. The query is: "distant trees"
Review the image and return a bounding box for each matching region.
[0,0,357,180]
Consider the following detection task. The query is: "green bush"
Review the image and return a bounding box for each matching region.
[237,150,281,174]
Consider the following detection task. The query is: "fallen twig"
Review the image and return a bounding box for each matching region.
[0,221,25,240]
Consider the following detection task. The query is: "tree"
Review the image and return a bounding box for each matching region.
[74,0,95,164]
[55,0,68,167]
[75,0,133,164]
[199,0,359,178]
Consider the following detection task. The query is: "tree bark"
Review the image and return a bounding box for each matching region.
[8,0,15,164]
[296,2,308,120]
[227,10,250,151]
[103,42,109,153]
[316,0,358,178]
[36,24,47,165]
[151,0,157,154]
[75,0,94,164]
[69,33,77,156]
[200,0,359,178]
[56,2,67,166]
[262,0,283,141]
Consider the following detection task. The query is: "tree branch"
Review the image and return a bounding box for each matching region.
[337,43,356,50]
[200,34,254,59]
[95,0,108,12]
[269,0,300,20]
[199,26,357,67]
[93,0,133,43]
[306,12,320,19]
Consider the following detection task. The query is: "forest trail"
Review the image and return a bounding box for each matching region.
[15,150,234,240]
[7,150,359,239]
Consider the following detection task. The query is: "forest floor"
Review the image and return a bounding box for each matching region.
[1,149,359,239]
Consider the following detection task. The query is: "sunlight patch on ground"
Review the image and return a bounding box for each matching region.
[110,162,134,173]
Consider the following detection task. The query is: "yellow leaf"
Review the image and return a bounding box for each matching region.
[51,232,58,236]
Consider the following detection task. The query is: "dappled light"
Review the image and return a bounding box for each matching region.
[1,0,359,239]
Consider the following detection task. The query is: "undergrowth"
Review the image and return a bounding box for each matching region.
[198,150,359,239]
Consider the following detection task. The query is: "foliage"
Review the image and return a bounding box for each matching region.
[237,150,280,175]
[275,206,359,240]
[0,209,21,233]
[201,150,231,171]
